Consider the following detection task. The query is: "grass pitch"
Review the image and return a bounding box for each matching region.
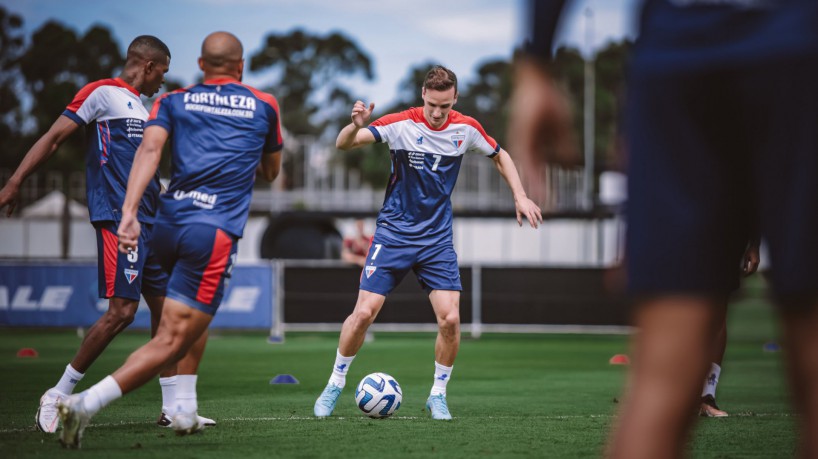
[0,281,797,458]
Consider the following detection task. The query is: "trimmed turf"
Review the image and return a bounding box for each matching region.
[0,282,796,458]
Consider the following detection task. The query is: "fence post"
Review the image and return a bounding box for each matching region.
[268,259,285,343]
[471,264,482,339]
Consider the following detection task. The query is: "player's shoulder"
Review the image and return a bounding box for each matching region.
[371,107,424,127]
[224,80,280,111]
[446,110,484,131]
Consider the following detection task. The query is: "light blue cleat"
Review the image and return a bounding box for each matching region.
[426,394,452,420]
[314,383,343,417]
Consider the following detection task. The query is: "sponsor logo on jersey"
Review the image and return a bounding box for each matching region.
[124,269,139,284]
[451,133,465,148]
[365,266,377,278]
[173,189,219,209]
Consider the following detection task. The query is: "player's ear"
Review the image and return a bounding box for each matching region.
[238,59,245,82]
[453,91,458,105]
[421,86,426,102]
[198,57,205,72]
[145,60,155,75]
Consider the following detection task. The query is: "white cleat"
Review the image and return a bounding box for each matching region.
[57,394,92,449]
[158,408,216,428]
[35,389,66,433]
[314,383,343,417]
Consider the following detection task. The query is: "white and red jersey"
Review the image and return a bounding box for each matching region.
[367,107,500,244]
[62,78,160,224]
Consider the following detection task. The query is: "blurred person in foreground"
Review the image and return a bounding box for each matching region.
[56,31,283,448]
[0,35,216,432]
[314,65,543,420]
[511,0,818,457]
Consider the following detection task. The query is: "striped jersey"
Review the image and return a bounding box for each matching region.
[63,78,160,224]
[367,107,500,244]
[146,77,283,238]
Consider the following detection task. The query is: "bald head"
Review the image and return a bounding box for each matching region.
[201,32,243,70]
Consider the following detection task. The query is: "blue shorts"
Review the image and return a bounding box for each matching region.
[94,221,167,301]
[359,227,461,296]
[625,58,818,307]
[151,223,238,315]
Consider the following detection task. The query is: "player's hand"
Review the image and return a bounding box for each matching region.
[0,181,21,217]
[117,213,141,254]
[508,59,579,204]
[742,241,761,276]
[351,100,375,128]
[515,196,543,229]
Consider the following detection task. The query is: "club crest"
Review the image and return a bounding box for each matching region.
[124,269,139,284]
[451,133,465,148]
[365,266,377,278]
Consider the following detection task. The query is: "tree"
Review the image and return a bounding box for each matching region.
[0,6,25,171]
[249,28,374,137]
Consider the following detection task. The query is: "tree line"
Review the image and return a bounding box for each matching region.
[0,5,628,192]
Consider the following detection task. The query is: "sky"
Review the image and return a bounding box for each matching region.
[1,0,639,107]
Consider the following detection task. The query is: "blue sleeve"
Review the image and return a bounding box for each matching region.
[522,0,569,60]
[263,105,284,153]
[145,95,172,133]
[367,126,382,143]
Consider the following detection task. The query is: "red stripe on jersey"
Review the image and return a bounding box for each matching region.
[101,228,119,297]
[65,78,138,113]
[195,229,233,305]
[233,80,284,147]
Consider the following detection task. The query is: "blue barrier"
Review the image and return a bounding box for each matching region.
[0,262,275,329]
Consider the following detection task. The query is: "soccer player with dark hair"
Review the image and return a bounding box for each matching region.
[313,65,543,420]
[512,0,818,457]
[55,31,282,448]
[0,34,215,433]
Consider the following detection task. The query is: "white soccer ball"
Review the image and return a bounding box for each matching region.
[354,372,402,418]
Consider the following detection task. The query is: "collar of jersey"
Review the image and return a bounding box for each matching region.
[412,107,452,132]
[114,78,139,97]
[203,77,240,85]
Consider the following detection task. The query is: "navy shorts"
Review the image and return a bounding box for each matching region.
[359,227,461,296]
[94,221,167,301]
[625,58,818,307]
[151,223,238,315]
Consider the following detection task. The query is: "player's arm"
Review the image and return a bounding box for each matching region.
[492,148,543,229]
[0,116,79,216]
[118,125,168,253]
[257,149,282,182]
[336,101,377,151]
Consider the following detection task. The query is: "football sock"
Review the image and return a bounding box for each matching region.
[54,363,84,395]
[81,375,122,416]
[159,376,178,412]
[175,374,198,414]
[430,361,453,396]
[702,362,721,398]
[329,349,356,388]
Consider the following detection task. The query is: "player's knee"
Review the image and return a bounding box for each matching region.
[103,303,137,329]
[438,311,460,331]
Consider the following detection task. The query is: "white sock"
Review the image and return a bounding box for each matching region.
[328,349,355,388]
[174,375,198,415]
[702,363,721,398]
[430,361,453,396]
[159,376,177,412]
[81,375,122,416]
[54,364,84,395]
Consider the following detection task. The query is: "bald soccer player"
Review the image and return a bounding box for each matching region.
[55,32,283,448]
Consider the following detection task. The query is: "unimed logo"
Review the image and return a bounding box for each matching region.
[0,286,73,311]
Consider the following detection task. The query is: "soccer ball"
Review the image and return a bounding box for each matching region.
[355,372,402,418]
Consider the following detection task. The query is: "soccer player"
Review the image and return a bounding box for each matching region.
[55,31,282,448]
[514,0,818,457]
[701,238,760,418]
[0,35,213,432]
[313,65,543,420]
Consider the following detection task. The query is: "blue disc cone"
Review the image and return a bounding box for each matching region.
[270,374,299,384]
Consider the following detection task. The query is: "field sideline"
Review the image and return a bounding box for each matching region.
[0,282,797,458]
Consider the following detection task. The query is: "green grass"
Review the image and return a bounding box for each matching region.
[0,282,797,458]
